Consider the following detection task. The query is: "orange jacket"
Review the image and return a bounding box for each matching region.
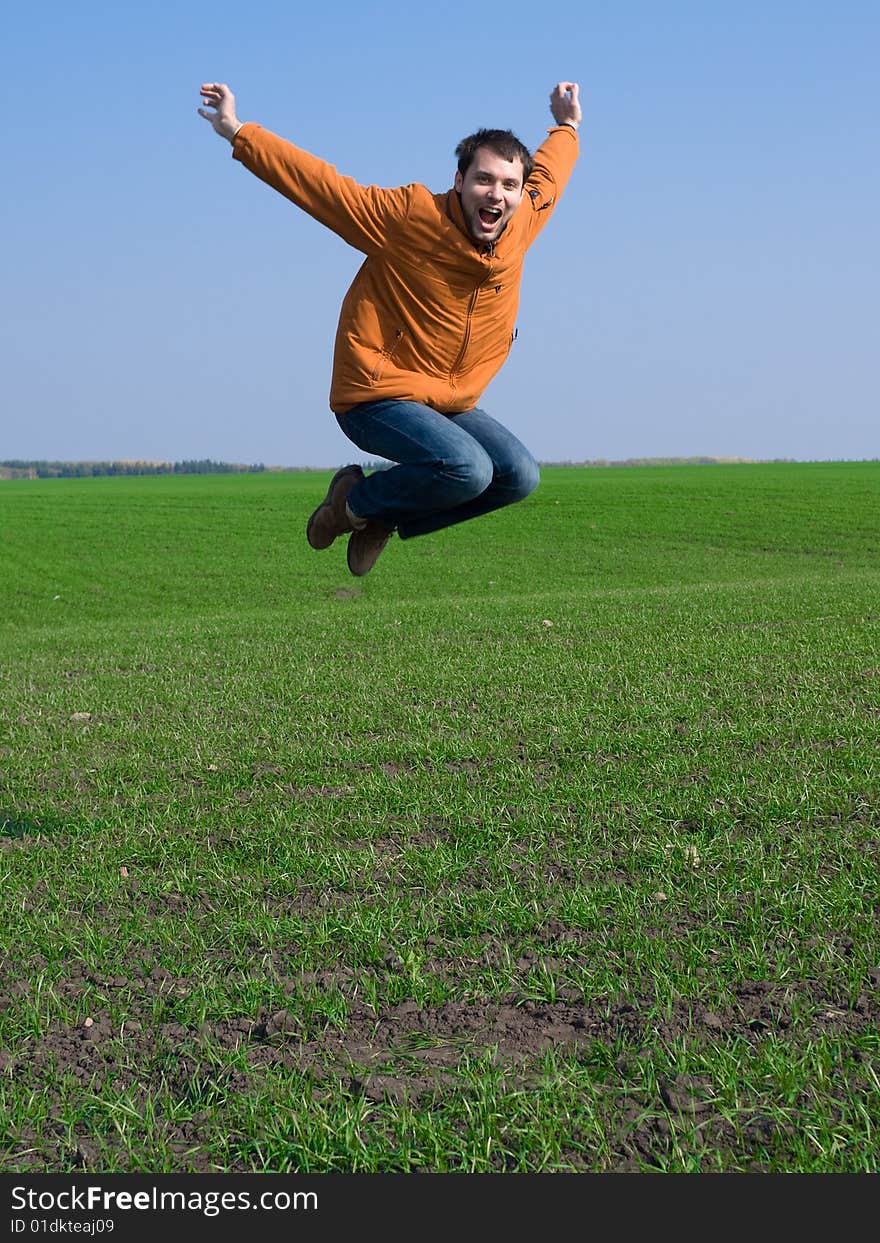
[232,122,579,414]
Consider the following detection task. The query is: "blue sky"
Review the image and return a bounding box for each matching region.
[3,0,877,465]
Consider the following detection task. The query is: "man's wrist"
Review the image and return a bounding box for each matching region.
[556,119,579,131]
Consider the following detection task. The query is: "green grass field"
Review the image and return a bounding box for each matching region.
[1,461,878,1172]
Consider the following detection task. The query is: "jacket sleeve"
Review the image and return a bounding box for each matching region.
[231,123,412,255]
[523,125,580,246]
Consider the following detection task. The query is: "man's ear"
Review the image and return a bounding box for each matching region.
[454,170,463,193]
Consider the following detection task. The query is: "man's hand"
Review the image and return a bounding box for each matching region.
[549,82,582,130]
[198,82,242,143]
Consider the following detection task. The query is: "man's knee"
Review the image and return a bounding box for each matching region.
[444,451,494,500]
[503,456,540,501]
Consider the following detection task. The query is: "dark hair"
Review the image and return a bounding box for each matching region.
[455,128,533,185]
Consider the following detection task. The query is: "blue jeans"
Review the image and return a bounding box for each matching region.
[335,400,540,540]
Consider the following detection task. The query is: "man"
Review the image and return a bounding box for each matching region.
[198,80,581,576]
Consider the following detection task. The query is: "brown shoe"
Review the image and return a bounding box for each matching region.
[306,465,364,550]
[347,520,393,577]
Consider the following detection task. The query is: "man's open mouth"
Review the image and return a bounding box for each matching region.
[478,207,502,228]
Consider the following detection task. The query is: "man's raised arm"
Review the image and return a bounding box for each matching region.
[519,80,582,246]
[196,82,412,256]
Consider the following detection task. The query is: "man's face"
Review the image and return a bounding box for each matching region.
[455,148,525,246]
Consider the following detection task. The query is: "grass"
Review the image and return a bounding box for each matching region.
[0,460,878,1172]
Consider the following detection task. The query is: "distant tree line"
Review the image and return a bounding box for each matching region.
[0,460,266,479]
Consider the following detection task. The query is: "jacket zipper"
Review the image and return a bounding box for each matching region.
[450,254,495,387]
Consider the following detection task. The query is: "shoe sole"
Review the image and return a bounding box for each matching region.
[306,465,363,550]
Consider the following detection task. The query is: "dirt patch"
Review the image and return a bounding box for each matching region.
[2,915,878,1172]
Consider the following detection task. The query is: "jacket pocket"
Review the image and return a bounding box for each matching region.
[370,328,406,384]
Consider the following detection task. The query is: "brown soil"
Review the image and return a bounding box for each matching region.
[2,833,879,1172]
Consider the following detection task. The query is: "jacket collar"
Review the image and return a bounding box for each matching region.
[445,188,472,242]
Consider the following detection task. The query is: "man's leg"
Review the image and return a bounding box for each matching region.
[334,399,497,529]
[393,407,539,539]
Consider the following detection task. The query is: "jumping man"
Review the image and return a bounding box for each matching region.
[198,80,582,575]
